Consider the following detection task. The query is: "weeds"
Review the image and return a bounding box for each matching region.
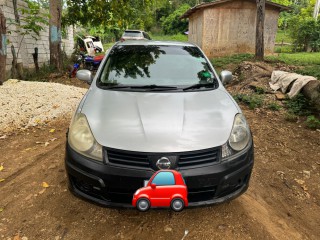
[233,94,264,109]
[305,115,320,129]
[284,94,312,116]
[284,113,298,122]
[268,102,281,111]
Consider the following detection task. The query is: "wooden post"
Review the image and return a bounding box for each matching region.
[0,9,6,85]
[32,47,39,72]
[255,0,265,60]
[11,45,17,78]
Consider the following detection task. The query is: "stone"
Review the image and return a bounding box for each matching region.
[275,93,287,100]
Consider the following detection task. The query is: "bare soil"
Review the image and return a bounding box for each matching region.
[0,73,319,240]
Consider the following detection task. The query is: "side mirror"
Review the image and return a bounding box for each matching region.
[151,183,156,189]
[76,70,93,84]
[220,70,233,85]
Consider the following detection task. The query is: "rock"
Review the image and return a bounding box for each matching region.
[303,170,311,179]
[275,93,286,100]
[164,226,172,232]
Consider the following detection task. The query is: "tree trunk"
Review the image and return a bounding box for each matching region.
[0,9,6,85]
[49,0,62,72]
[255,0,265,60]
[313,0,320,19]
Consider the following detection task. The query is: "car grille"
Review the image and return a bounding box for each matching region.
[106,148,150,168]
[178,149,220,168]
[105,147,220,169]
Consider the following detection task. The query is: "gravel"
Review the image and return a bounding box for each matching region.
[0,79,87,134]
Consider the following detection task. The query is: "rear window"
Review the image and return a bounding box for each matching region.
[123,31,142,38]
[98,45,217,88]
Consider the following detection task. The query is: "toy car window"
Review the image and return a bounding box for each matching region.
[152,172,175,185]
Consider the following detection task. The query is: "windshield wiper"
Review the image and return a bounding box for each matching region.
[183,83,215,91]
[130,84,178,90]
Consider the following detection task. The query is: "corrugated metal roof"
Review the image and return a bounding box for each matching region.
[181,0,290,19]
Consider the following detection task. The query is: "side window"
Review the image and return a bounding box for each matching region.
[152,172,175,185]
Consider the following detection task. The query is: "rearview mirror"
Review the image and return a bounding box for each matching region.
[151,183,156,189]
[220,70,233,85]
[76,70,93,84]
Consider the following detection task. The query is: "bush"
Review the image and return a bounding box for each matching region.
[161,4,190,35]
[288,17,320,52]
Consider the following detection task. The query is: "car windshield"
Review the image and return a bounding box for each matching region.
[123,31,142,37]
[98,45,218,91]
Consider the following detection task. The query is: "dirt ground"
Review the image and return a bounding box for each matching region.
[0,74,320,240]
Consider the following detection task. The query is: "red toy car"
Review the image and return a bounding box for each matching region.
[132,170,188,212]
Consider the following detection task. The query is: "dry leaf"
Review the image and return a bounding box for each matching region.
[44,142,50,147]
[294,179,305,185]
[13,234,21,240]
[25,148,32,151]
[39,188,46,194]
[0,207,4,212]
[42,182,49,188]
[49,129,55,133]
[0,165,3,171]
[0,179,5,182]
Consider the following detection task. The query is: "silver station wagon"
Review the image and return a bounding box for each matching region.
[65,40,254,207]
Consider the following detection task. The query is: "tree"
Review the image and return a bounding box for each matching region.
[314,0,320,19]
[49,0,63,71]
[255,0,265,60]
[0,9,6,85]
[161,4,190,34]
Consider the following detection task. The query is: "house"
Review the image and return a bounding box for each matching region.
[181,0,289,57]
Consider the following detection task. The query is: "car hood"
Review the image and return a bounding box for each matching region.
[82,88,239,152]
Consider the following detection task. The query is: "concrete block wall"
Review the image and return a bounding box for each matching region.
[0,0,74,71]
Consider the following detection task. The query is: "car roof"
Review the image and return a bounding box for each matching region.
[116,40,195,47]
[124,29,144,32]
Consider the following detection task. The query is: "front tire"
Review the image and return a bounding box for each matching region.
[170,198,184,212]
[137,198,150,212]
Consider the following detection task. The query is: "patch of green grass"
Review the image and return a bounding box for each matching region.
[151,33,188,42]
[211,54,254,69]
[295,66,320,79]
[267,102,281,111]
[275,30,293,44]
[103,42,115,51]
[305,115,320,129]
[274,45,294,53]
[266,52,320,66]
[233,93,264,109]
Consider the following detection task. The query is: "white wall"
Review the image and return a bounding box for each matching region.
[0,0,74,71]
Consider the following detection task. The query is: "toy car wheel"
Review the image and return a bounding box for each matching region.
[170,198,184,212]
[137,198,150,212]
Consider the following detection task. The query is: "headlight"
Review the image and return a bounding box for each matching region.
[68,113,102,161]
[222,114,251,159]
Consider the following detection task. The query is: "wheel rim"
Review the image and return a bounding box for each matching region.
[138,199,149,211]
[172,199,183,211]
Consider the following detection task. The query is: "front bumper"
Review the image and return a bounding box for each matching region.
[65,141,254,208]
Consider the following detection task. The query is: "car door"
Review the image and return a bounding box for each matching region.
[150,171,176,207]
